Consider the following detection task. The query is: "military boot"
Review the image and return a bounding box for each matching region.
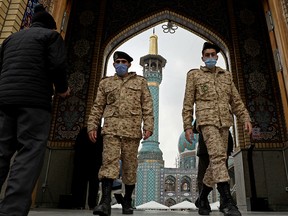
[197,184,213,215]
[93,178,113,216]
[195,183,211,212]
[195,197,212,212]
[114,193,124,205]
[122,184,135,214]
[217,182,241,216]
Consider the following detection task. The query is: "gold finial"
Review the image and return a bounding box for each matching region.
[149,28,158,55]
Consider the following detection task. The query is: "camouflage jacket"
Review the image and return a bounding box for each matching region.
[87,72,154,139]
[182,66,251,131]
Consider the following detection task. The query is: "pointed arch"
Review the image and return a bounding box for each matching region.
[165,197,176,207]
[101,10,230,74]
[164,175,176,192]
[181,176,191,192]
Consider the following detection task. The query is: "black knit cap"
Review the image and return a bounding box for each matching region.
[31,4,57,30]
[202,42,221,53]
[113,51,133,63]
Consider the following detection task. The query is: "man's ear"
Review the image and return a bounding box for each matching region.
[128,63,131,68]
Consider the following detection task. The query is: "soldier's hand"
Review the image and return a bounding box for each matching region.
[88,129,97,143]
[143,130,152,140]
[185,128,193,143]
[244,121,252,135]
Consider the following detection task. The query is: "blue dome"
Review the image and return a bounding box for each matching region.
[178,131,197,153]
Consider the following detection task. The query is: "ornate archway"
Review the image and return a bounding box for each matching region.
[29,0,287,210]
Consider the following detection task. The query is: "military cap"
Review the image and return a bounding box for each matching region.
[113,51,133,63]
[202,42,220,53]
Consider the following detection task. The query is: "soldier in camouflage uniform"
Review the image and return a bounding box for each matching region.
[87,51,154,216]
[182,42,252,216]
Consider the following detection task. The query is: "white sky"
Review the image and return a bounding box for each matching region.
[106,24,226,168]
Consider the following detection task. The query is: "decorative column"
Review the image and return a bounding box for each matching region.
[136,31,167,205]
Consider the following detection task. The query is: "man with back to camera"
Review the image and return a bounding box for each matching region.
[182,42,252,216]
[88,51,154,216]
[0,4,70,216]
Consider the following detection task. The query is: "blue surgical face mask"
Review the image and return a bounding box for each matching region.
[114,63,128,76]
[204,58,217,69]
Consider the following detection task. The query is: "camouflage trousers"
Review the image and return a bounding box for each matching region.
[201,125,230,187]
[98,135,141,185]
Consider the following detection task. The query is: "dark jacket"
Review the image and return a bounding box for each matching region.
[74,126,103,165]
[0,22,68,111]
